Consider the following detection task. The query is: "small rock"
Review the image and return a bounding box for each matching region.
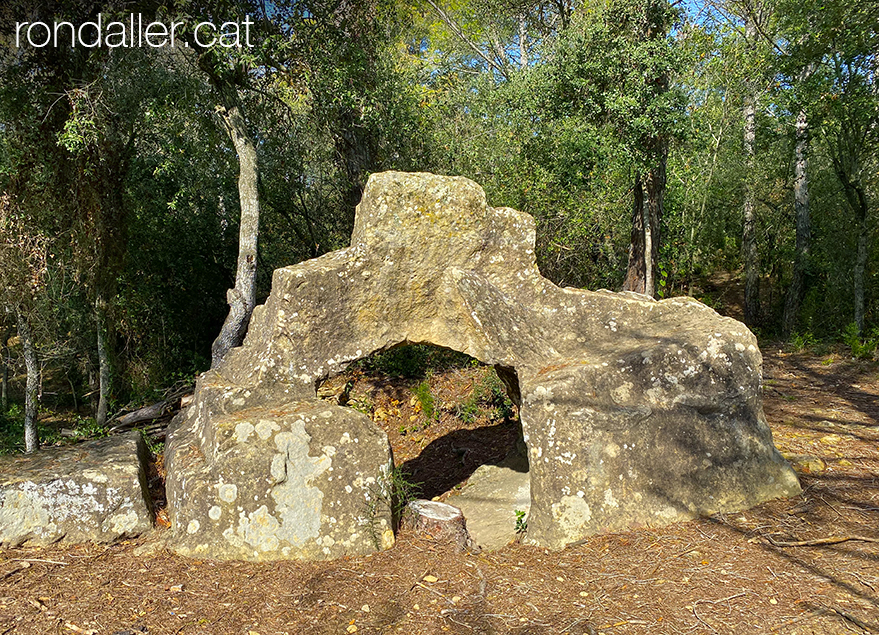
[782,453,827,474]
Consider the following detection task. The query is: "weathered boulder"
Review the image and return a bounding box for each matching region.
[165,377,395,560]
[165,171,800,557]
[0,432,153,547]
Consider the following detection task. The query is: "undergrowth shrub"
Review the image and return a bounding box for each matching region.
[842,323,879,359]
[358,344,474,378]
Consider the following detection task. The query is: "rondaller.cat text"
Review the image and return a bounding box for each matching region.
[15,14,254,48]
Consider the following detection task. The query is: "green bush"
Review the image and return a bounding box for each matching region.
[413,381,437,422]
[363,465,422,547]
[0,404,24,455]
[359,344,473,379]
[789,331,818,353]
[842,323,879,359]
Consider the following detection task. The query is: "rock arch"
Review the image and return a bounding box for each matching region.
[165,171,800,560]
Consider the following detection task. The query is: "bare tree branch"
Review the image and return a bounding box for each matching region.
[424,0,509,80]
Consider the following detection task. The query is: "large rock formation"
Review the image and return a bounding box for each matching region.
[0,432,153,547]
[165,171,800,559]
[165,386,395,560]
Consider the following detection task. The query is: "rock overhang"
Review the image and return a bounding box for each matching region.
[163,170,800,559]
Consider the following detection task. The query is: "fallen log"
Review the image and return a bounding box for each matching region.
[108,399,178,432]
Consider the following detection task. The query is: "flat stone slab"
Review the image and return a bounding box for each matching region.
[0,432,153,547]
[448,464,531,551]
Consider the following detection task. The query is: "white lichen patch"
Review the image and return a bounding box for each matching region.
[236,505,281,552]
[610,383,633,404]
[705,335,730,363]
[655,506,684,521]
[81,482,98,496]
[81,470,109,484]
[226,419,335,554]
[187,519,201,534]
[552,495,593,536]
[209,506,222,520]
[105,508,140,534]
[255,419,281,441]
[234,422,255,444]
[603,489,620,509]
[218,483,238,503]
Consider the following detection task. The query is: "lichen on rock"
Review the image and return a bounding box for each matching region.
[0,432,153,547]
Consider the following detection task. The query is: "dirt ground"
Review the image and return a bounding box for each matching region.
[1,347,878,635]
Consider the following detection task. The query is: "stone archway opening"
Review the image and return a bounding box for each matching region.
[162,172,800,560]
[316,343,529,546]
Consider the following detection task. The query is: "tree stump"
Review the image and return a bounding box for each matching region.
[403,500,478,552]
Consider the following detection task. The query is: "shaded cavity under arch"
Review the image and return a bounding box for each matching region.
[316,343,527,501]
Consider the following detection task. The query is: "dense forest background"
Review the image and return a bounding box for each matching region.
[0,0,876,452]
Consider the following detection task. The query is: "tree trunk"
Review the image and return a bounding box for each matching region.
[15,308,39,453]
[782,108,811,337]
[742,86,760,326]
[403,499,477,552]
[623,149,666,297]
[623,173,647,295]
[645,150,666,296]
[834,166,870,335]
[335,106,374,226]
[96,299,111,428]
[1,326,10,412]
[211,82,260,367]
[854,199,868,336]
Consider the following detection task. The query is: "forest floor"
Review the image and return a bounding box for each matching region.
[2,347,879,635]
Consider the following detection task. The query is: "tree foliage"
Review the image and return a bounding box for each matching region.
[0,0,877,449]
